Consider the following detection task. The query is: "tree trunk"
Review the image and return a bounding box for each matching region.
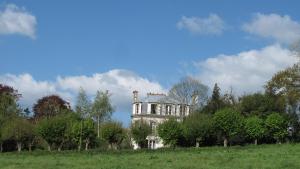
[0,143,3,152]
[85,139,90,151]
[58,140,65,151]
[17,142,22,152]
[223,137,228,147]
[97,116,100,138]
[28,144,32,152]
[48,145,51,151]
[254,139,258,145]
[196,141,199,147]
[78,144,82,151]
[78,121,83,151]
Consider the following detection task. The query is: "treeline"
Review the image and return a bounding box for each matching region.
[0,87,130,152]
[147,64,300,148]
[1,63,300,152]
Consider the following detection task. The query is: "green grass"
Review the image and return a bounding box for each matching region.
[1,144,300,169]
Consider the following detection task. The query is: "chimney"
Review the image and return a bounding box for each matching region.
[133,90,138,102]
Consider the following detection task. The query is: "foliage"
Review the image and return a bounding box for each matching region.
[0,84,20,121]
[265,63,300,115]
[213,108,244,147]
[265,113,288,143]
[238,93,284,117]
[71,119,96,150]
[168,76,208,108]
[183,112,213,146]
[1,117,34,152]
[157,118,183,148]
[202,83,225,114]
[92,90,114,137]
[36,114,75,151]
[244,116,265,144]
[75,87,92,118]
[130,120,152,149]
[101,121,124,149]
[33,95,70,120]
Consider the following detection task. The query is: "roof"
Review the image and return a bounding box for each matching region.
[142,93,183,104]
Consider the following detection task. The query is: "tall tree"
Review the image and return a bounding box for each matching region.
[0,84,20,120]
[0,84,21,152]
[203,83,224,114]
[75,87,92,118]
[33,95,70,120]
[92,90,114,138]
[168,76,208,109]
[265,63,300,113]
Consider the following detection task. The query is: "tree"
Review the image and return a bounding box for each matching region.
[168,76,208,109]
[213,108,244,147]
[0,84,21,152]
[0,84,20,120]
[244,116,265,145]
[265,113,288,144]
[203,83,225,114]
[71,119,96,151]
[265,64,300,113]
[75,87,92,118]
[183,113,213,147]
[1,117,34,152]
[92,90,114,138]
[157,118,183,148]
[33,95,70,120]
[36,114,73,151]
[130,120,152,149]
[238,93,284,118]
[101,121,124,149]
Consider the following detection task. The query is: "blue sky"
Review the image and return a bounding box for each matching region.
[1,0,300,126]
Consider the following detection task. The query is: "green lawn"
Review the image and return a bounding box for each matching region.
[0,144,300,169]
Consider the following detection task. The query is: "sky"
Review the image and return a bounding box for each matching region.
[1,0,300,126]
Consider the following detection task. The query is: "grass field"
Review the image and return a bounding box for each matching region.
[0,144,300,169]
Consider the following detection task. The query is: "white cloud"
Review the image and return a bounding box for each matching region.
[243,13,300,44]
[195,44,298,94]
[0,69,166,125]
[177,14,225,35]
[0,4,37,38]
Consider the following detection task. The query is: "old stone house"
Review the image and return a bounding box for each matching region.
[131,91,190,149]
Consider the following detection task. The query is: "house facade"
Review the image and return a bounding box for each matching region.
[131,91,190,149]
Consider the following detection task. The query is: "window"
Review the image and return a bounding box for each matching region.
[166,105,172,115]
[151,104,157,114]
[180,105,186,116]
[135,104,139,114]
